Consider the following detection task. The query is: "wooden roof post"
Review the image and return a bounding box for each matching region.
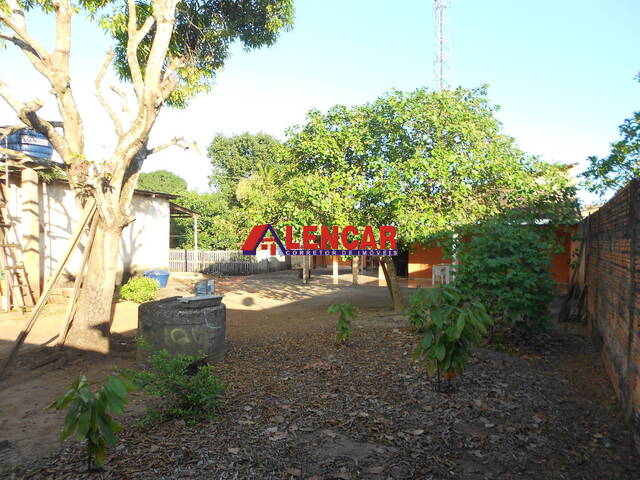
[194,214,199,272]
[21,168,40,301]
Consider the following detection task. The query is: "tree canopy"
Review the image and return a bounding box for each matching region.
[172,191,242,250]
[239,87,578,309]
[103,0,295,108]
[208,132,285,204]
[137,170,187,195]
[243,87,577,244]
[582,74,640,196]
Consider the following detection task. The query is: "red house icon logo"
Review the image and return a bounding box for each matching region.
[241,224,287,256]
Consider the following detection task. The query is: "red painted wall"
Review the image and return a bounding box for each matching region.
[408,226,575,288]
[408,242,450,279]
[314,255,351,267]
[550,226,576,286]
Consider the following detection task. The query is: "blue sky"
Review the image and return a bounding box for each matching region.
[0,0,638,202]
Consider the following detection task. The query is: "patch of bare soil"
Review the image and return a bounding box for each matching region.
[2,316,638,480]
[0,273,248,468]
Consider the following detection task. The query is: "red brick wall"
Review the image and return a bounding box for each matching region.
[583,179,640,451]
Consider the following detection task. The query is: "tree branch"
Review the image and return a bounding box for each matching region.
[0,0,49,62]
[141,0,179,104]
[107,0,178,192]
[95,49,123,136]
[52,0,72,60]
[48,0,84,156]
[0,147,66,170]
[2,0,84,159]
[0,123,28,139]
[160,57,183,101]
[0,80,70,158]
[110,85,132,116]
[126,0,155,99]
[0,33,42,58]
[147,136,199,156]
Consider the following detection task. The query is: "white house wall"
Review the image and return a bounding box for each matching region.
[36,182,170,283]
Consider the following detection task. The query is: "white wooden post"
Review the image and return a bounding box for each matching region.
[193,214,199,272]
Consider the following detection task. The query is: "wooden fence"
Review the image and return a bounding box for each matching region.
[168,249,289,275]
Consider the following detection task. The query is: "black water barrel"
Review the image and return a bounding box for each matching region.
[4,129,53,160]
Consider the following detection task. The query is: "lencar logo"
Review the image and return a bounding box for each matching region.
[242,225,398,256]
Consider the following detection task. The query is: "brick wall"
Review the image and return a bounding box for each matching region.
[583,179,640,451]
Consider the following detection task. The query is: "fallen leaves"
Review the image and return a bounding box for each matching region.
[268,431,287,441]
[367,465,385,474]
[10,324,640,480]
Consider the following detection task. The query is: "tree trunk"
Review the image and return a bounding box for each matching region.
[351,256,359,286]
[381,256,404,312]
[65,221,123,354]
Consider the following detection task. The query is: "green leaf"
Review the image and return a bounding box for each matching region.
[455,314,466,339]
[431,308,444,329]
[105,377,127,399]
[96,414,118,446]
[421,331,434,350]
[60,403,80,441]
[77,408,92,437]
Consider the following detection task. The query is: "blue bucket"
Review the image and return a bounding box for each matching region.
[143,269,170,288]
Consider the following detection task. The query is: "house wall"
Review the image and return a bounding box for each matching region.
[408,242,451,279]
[36,182,170,284]
[408,226,575,288]
[550,226,575,287]
[314,255,350,268]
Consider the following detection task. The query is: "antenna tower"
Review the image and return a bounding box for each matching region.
[433,0,452,91]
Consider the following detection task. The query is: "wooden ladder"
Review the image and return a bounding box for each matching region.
[0,183,35,311]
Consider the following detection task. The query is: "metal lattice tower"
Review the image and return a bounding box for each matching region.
[433,0,452,91]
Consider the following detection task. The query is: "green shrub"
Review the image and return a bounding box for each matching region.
[451,220,559,333]
[120,276,159,303]
[412,285,492,391]
[328,303,355,345]
[132,346,225,425]
[47,375,135,470]
[406,287,431,333]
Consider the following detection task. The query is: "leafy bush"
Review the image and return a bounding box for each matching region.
[406,288,431,333]
[451,220,559,333]
[412,285,493,391]
[132,346,225,425]
[47,375,134,470]
[120,276,159,303]
[328,303,355,345]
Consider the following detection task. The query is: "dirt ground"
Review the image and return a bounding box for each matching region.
[0,268,639,479]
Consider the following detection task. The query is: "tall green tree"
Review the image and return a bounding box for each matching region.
[173,191,243,250]
[0,0,294,352]
[208,132,285,204]
[582,74,640,196]
[138,170,187,195]
[242,87,576,311]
